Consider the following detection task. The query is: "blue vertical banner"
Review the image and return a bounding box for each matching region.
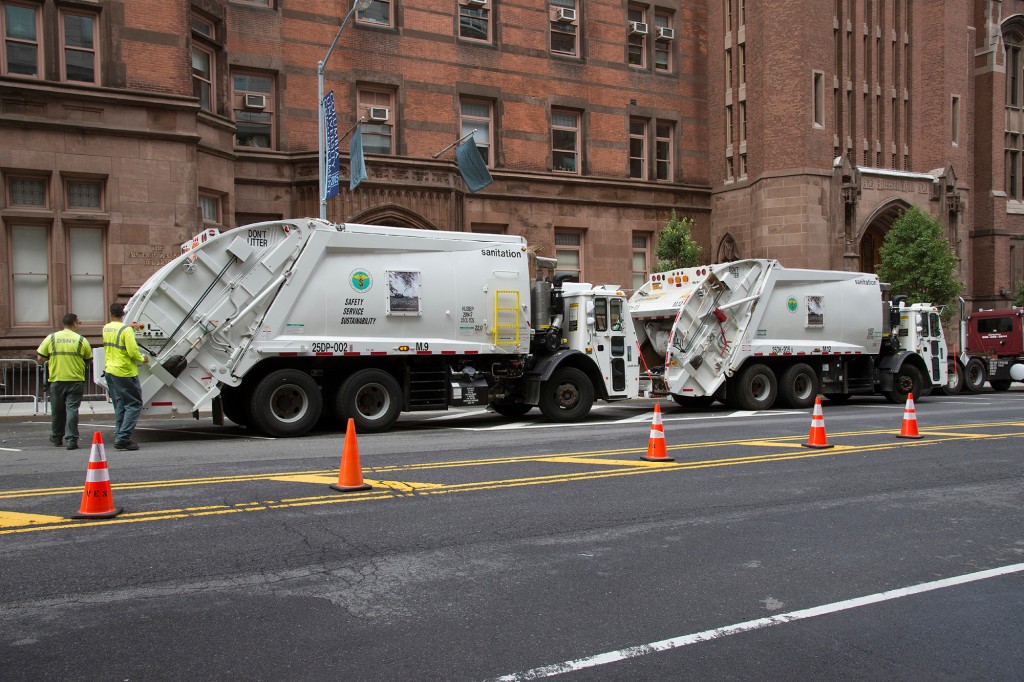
[455,136,494,193]
[323,90,341,199]
[350,124,367,191]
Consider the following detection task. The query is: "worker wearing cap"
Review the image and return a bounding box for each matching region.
[36,313,93,450]
[103,303,148,451]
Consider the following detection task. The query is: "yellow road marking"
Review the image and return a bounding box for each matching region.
[267,474,443,491]
[540,456,677,468]
[0,511,66,528]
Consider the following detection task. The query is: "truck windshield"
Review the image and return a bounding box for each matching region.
[978,317,1013,334]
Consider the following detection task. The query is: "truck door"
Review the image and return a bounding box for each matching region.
[591,296,628,394]
[925,312,945,383]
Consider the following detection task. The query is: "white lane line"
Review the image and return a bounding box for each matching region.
[457,410,788,431]
[422,410,492,421]
[0,447,21,452]
[489,562,1024,681]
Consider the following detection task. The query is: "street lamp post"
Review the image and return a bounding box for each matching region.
[318,0,373,221]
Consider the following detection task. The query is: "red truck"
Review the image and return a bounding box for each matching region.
[949,304,1024,392]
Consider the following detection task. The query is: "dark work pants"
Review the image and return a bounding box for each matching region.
[49,381,84,446]
[106,374,143,445]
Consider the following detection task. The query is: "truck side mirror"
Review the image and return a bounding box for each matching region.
[889,307,901,328]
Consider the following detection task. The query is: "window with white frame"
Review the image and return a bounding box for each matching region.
[629,119,647,179]
[655,121,673,181]
[9,224,49,325]
[68,226,104,322]
[460,98,493,166]
[1006,133,1022,200]
[233,72,275,148]
[653,12,673,72]
[549,0,578,57]
[191,12,218,112]
[627,6,647,68]
[358,88,395,154]
[630,119,673,181]
[1,1,40,77]
[632,234,650,290]
[357,0,392,27]
[554,231,583,281]
[551,109,580,174]
[459,0,490,42]
[60,8,99,84]
[199,193,221,223]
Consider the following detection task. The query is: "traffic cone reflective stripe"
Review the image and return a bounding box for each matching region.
[897,393,923,439]
[70,432,123,519]
[802,396,834,449]
[330,419,373,492]
[642,403,674,461]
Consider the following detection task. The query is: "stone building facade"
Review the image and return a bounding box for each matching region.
[0,0,1020,356]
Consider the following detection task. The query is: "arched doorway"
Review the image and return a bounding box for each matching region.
[859,200,911,273]
[349,204,439,230]
[717,233,740,262]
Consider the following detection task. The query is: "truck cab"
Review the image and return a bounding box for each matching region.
[965,308,1024,391]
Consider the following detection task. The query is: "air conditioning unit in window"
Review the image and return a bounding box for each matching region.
[629,21,649,36]
[243,94,267,110]
[657,26,675,40]
[466,0,487,6]
[368,107,390,122]
[554,7,576,23]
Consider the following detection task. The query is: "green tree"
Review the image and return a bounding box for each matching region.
[1014,279,1024,307]
[653,211,702,272]
[876,206,964,317]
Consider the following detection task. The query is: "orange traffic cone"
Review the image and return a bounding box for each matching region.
[897,393,923,439]
[70,432,123,519]
[642,403,674,461]
[802,396,834,449]
[330,419,372,492]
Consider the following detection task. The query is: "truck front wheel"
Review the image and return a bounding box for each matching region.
[941,362,964,396]
[538,367,594,422]
[336,369,402,433]
[249,369,322,437]
[733,363,778,411]
[886,364,922,404]
[964,358,986,393]
[777,363,818,409]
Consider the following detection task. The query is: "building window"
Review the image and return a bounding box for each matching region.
[357,89,395,154]
[9,224,48,325]
[655,121,672,181]
[724,0,732,33]
[739,153,747,178]
[813,71,824,127]
[460,98,493,166]
[60,9,98,84]
[653,12,673,72]
[8,176,47,207]
[628,119,647,179]
[357,0,392,27]
[725,105,734,147]
[1007,43,1022,108]
[550,0,578,57]
[459,0,490,42]
[739,101,747,141]
[66,179,102,210]
[554,230,583,281]
[233,72,275,148]
[739,0,746,25]
[191,13,218,113]
[551,109,580,174]
[232,0,272,6]
[632,234,650,289]
[627,6,646,68]
[739,44,746,85]
[1,1,40,77]
[199,193,221,223]
[68,226,104,322]
[1007,133,1022,200]
[951,95,960,146]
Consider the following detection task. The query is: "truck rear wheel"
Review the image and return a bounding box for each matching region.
[886,364,922,404]
[733,363,778,411]
[964,358,986,393]
[336,369,402,433]
[940,362,964,396]
[777,363,818,409]
[990,379,1012,391]
[249,369,322,437]
[219,385,249,426]
[538,367,594,422]
[671,394,716,408]
[489,402,533,417]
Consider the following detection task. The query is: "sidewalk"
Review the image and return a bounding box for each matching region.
[0,399,114,421]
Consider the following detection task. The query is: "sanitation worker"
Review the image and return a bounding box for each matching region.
[103,303,148,450]
[36,313,93,450]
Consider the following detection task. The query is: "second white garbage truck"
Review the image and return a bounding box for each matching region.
[628,258,949,409]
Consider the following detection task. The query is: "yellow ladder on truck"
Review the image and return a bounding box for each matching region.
[492,289,520,347]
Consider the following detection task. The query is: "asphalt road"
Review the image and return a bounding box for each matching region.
[2,390,1023,681]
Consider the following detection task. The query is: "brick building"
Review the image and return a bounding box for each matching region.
[0,0,1020,355]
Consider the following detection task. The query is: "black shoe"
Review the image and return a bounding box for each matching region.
[114,441,139,451]
[66,442,78,451]
[50,438,63,447]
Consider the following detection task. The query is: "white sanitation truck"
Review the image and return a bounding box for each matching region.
[97,219,640,436]
[628,259,948,409]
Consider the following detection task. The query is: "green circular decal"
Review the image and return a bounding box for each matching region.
[787,297,798,312]
[350,269,372,292]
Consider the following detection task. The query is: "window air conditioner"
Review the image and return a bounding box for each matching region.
[466,0,487,6]
[629,21,648,36]
[368,107,390,122]
[243,94,267,110]
[554,8,576,23]
[656,26,675,40]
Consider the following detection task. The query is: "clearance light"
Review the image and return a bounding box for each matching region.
[398,345,410,352]
[682,275,689,283]
[585,347,593,354]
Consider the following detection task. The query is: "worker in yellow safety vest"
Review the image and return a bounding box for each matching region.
[36,313,93,450]
[102,303,148,451]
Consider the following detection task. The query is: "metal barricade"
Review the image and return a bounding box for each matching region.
[0,359,44,413]
[40,361,109,414]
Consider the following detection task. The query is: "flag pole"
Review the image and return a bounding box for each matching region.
[431,130,477,159]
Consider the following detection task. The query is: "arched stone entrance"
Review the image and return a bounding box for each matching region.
[858,200,911,273]
[348,204,439,229]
